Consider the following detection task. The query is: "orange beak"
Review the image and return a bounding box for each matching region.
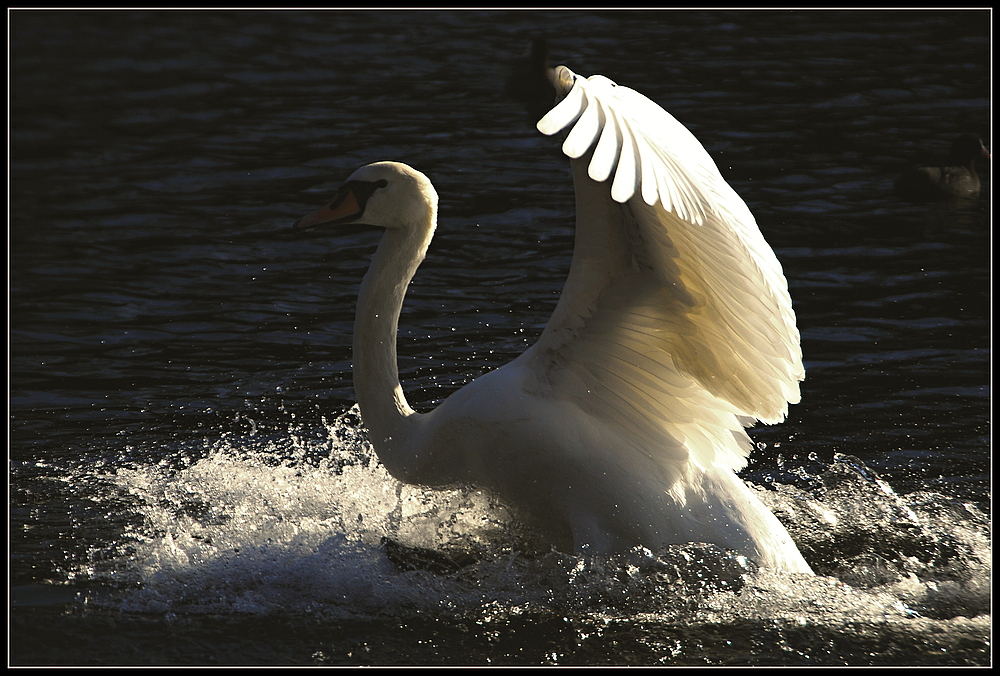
[294,187,363,230]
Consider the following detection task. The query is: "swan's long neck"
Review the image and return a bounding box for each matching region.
[352,210,436,458]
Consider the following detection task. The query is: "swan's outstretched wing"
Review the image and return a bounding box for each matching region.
[527,66,803,473]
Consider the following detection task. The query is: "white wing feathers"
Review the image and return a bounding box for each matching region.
[539,67,727,226]
[531,66,803,473]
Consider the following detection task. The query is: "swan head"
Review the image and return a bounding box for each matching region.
[295,161,438,232]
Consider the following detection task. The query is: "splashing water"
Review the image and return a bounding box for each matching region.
[38,405,987,665]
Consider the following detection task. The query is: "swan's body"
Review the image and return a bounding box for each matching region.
[297,66,812,574]
[894,135,990,200]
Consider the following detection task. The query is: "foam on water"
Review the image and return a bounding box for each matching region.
[76,406,989,644]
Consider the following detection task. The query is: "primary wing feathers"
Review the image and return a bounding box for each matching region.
[532,66,803,473]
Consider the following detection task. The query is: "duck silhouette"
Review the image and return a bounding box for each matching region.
[505,36,558,122]
[895,135,990,201]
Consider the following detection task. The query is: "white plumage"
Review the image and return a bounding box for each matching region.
[295,65,812,574]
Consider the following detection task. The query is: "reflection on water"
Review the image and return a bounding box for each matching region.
[10,9,990,666]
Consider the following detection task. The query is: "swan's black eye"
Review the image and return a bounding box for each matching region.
[342,179,388,210]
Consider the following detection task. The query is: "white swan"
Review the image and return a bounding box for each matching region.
[295,66,813,574]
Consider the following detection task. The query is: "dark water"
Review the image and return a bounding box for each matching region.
[10,9,990,666]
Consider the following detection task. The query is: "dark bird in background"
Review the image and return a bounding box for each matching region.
[894,134,991,201]
[505,36,558,123]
